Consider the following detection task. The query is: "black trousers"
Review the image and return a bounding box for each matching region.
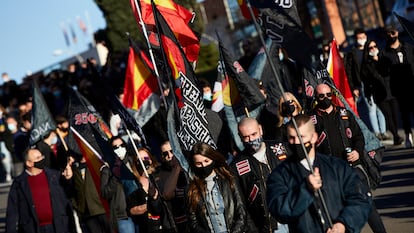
[377,98,401,139]
[354,167,387,233]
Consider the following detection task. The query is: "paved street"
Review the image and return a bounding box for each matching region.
[0,144,413,232]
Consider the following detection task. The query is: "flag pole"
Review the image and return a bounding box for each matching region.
[394,12,414,43]
[125,127,150,178]
[132,0,168,108]
[70,126,104,161]
[245,0,333,227]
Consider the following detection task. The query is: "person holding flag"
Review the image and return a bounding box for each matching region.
[267,114,371,233]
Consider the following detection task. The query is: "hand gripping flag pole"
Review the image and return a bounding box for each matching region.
[245,0,333,227]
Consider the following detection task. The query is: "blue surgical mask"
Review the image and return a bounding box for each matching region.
[203,91,212,101]
[278,53,284,61]
[50,136,58,145]
[7,123,17,132]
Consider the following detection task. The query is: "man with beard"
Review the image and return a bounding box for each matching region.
[230,117,289,233]
[157,141,189,233]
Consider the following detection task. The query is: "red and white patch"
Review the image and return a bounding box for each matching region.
[346,128,352,138]
[236,160,251,176]
[316,132,326,147]
[248,184,259,203]
[310,115,317,125]
[368,150,376,159]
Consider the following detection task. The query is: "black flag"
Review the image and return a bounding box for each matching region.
[218,38,266,116]
[257,5,319,71]
[30,80,57,146]
[394,12,414,43]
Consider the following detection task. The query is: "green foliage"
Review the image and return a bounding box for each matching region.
[195,43,219,73]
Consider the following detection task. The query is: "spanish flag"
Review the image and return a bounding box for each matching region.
[130,0,199,62]
[123,41,160,125]
[327,38,358,115]
[70,127,110,215]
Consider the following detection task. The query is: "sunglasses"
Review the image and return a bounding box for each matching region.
[112,144,125,150]
[387,31,397,36]
[317,92,332,99]
[369,45,377,50]
[162,150,173,157]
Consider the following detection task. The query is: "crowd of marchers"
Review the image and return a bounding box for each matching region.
[1,25,413,233]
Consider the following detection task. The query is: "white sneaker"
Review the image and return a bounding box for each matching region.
[405,133,413,148]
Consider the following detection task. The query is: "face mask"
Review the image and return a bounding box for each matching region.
[289,142,312,161]
[114,146,127,160]
[387,36,397,44]
[7,124,17,132]
[243,136,263,153]
[203,92,212,101]
[318,97,332,110]
[59,127,69,133]
[77,162,87,170]
[278,52,284,61]
[281,102,296,117]
[369,49,379,57]
[137,160,151,175]
[193,161,215,179]
[33,158,47,170]
[50,136,58,145]
[357,38,367,46]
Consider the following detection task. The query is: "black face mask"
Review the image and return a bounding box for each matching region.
[161,160,173,171]
[387,36,397,44]
[318,97,332,110]
[193,161,215,179]
[281,102,296,117]
[77,162,87,170]
[33,158,47,170]
[289,142,312,161]
[60,127,69,133]
[137,160,151,175]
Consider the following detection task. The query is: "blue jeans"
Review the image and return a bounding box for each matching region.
[274,223,290,233]
[366,96,386,134]
[118,217,135,233]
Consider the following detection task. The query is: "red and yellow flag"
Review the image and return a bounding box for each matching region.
[71,127,110,215]
[327,38,358,115]
[123,45,158,109]
[130,0,199,62]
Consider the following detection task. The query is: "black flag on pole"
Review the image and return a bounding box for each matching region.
[30,80,57,146]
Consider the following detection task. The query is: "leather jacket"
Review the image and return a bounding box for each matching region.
[189,175,247,233]
[230,140,288,233]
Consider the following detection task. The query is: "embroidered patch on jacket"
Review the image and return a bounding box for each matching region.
[248,184,259,203]
[236,160,251,176]
[346,128,352,138]
[270,143,288,160]
[317,132,326,147]
[339,108,348,116]
[368,150,376,159]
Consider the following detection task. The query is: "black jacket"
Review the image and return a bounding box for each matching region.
[100,165,129,231]
[310,106,365,163]
[188,175,247,233]
[230,141,288,233]
[6,168,74,233]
